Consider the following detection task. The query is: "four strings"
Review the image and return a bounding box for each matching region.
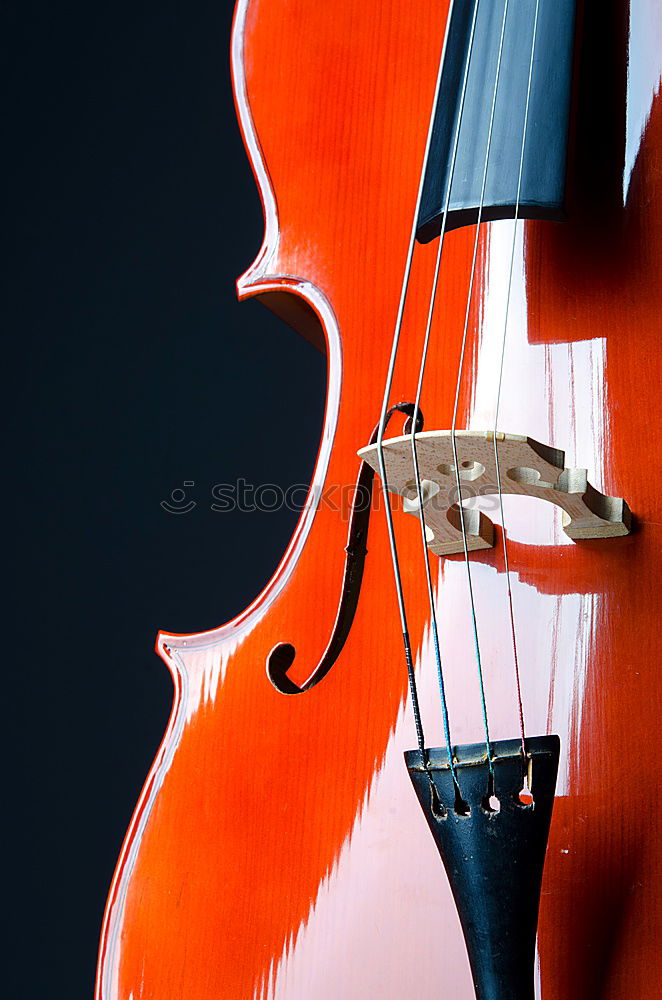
[493,0,541,786]
[446,0,513,791]
[409,0,480,797]
[376,0,541,797]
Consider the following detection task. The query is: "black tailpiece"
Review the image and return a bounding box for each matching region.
[405,735,560,1000]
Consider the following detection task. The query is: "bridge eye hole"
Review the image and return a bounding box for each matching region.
[403,479,439,505]
[437,460,485,481]
[507,466,551,487]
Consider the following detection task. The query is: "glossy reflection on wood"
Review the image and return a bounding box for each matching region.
[96,1,662,998]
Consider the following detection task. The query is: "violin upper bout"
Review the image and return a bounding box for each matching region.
[231,0,451,330]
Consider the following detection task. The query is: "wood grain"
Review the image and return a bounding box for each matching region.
[359,430,631,553]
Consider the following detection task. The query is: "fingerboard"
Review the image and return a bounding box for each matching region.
[416,0,578,243]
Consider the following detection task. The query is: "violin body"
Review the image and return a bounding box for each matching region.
[96,1,662,997]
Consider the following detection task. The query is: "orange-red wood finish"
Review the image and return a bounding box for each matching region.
[96,2,662,998]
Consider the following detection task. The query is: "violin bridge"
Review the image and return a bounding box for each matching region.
[358,430,631,556]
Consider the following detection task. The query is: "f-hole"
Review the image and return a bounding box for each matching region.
[267,403,423,694]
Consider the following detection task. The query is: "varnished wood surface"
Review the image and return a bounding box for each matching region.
[96,1,662,997]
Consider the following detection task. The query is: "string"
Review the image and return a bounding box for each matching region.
[449,0,512,783]
[408,0,481,795]
[492,0,541,784]
[374,0,459,769]
[377,0,540,802]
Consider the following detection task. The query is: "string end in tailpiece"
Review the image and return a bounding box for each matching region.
[405,735,560,1000]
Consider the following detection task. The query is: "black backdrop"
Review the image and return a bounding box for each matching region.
[4,2,325,996]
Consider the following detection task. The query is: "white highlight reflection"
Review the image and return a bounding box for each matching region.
[624,3,662,200]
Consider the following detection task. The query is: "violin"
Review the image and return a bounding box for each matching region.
[96,1,662,997]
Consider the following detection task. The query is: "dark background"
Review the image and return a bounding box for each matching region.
[4,2,325,996]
